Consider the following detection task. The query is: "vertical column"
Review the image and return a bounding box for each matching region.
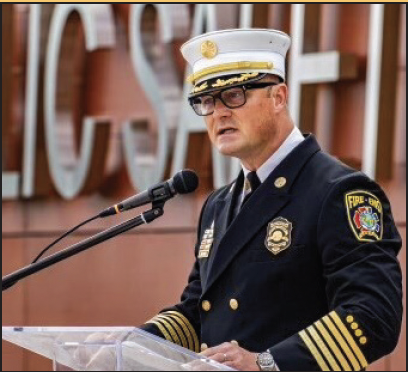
[288,4,358,138]
[314,4,340,151]
[362,5,384,180]
[362,4,401,180]
[2,4,20,199]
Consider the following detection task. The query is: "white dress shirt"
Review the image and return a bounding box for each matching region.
[236,126,305,212]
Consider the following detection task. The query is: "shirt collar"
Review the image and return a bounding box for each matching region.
[242,126,305,183]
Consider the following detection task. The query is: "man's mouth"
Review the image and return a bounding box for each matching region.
[218,128,237,136]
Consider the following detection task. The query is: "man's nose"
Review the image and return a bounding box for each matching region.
[213,97,232,118]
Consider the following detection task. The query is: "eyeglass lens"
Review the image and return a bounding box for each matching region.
[191,87,246,116]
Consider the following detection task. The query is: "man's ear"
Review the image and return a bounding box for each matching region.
[273,84,288,113]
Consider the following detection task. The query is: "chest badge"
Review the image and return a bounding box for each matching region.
[265,217,293,255]
[198,221,215,259]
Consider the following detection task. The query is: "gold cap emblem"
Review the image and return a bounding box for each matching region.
[201,40,218,59]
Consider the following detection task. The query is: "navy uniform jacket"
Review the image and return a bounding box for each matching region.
[141,135,403,371]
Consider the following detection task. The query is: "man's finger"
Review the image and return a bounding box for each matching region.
[200,345,223,357]
[200,347,224,358]
[201,342,235,356]
[209,353,230,363]
[200,349,214,357]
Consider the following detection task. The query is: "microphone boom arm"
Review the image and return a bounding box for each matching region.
[2,203,165,292]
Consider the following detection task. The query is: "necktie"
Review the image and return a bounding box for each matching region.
[241,171,261,207]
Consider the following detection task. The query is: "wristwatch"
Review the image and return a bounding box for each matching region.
[256,350,278,371]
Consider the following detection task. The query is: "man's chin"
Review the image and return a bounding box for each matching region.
[216,141,241,156]
[217,147,240,157]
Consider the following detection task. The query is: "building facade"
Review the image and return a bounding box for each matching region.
[2,4,406,371]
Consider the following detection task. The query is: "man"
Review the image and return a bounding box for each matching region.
[141,29,403,371]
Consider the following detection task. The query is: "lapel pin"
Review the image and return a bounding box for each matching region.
[274,177,287,189]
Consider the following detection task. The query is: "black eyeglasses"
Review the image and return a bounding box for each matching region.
[189,82,278,116]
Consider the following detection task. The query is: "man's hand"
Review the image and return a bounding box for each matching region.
[200,342,260,371]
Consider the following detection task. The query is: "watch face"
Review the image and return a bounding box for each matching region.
[258,352,274,367]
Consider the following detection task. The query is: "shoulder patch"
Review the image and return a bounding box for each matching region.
[345,190,383,242]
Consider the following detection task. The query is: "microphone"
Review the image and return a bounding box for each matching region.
[99,169,199,218]
[3,172,198,291]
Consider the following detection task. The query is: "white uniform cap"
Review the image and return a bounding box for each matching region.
[181,28,291,93]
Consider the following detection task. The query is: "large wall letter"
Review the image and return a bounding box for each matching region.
[21,4,42,198]
[125,4,185,191]
[171,4,217,179]
[44,4,115,199]
[2,4,20,200]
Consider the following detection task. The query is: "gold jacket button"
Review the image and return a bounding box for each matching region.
[202,300,211,312]
[351,322,359,330]
[346,315,354,324]
[231,340,239,346]
[359,337,368,345]
[201,343,208,351]
[230,299,239,311]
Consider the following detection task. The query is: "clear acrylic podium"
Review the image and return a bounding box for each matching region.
[2,327,235,371]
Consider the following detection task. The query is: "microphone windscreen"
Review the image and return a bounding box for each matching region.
[174,170,199,194]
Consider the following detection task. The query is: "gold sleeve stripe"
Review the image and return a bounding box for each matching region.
[150,317,182,346]
[329,312,368,369]
[166,312,199,353]
[166,315,195,351]
[162,313,198,353]
[315,320,352,371]
[307,326,340,371]
[299,330,331,371]
[145,320,174,344]
[156,315,189,349]
[323,316,361,371]
[163,311,200,353]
